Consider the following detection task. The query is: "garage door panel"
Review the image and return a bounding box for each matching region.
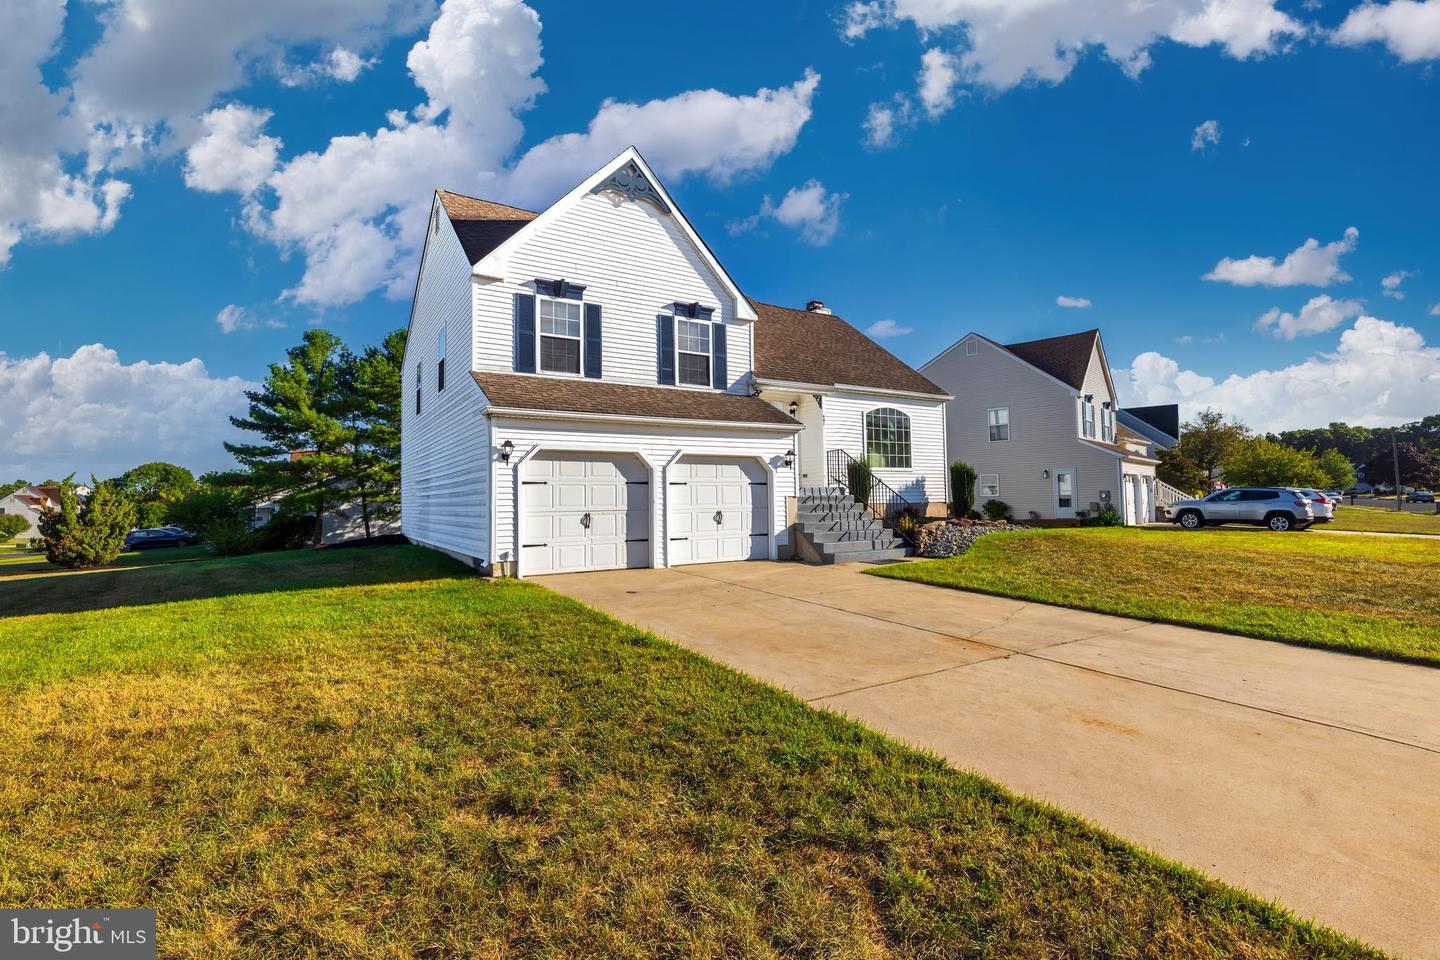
[521,453,651,575]
[669,457,768,565]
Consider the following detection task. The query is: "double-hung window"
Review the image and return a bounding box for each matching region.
[1082,399,1096,438]
[1101,405,1113,441]
[987,407,1010,442]
[980,474,1000,497]
[865,408,911,468]
[437,326,447,392]
[676,318,711,386]
[539,298,582,375]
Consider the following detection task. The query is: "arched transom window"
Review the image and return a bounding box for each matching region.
[865,407,911,468]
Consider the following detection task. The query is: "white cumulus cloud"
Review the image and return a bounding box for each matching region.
[840,0,1306,92]
[1255,294,1365,340]
[1192,119,1221,150]
[861,96,915,149]
[729,180,846,246]
[1056,295,1092,308]
[1113,315,1440,430]
[918,48,962,118]
[0,344,255,480]
[866,318,913,338]
[1204,226,1359,287]
[184,104,282,195]
[1333,0,1440,62]
[1381,270,1410,299]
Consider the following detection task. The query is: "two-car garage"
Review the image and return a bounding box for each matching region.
[519,452,769,575]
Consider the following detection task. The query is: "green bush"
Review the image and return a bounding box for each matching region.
[846,459,874,506]
[949,461,977,518]
[965,509,982,521]
[36,477,136,569]
[981,499,1010,521]
[0,514,29,541]
[255,509,313,551]
[205,516,259,557]
[1080,505,1125,527]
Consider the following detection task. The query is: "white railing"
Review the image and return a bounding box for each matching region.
[1153,479,1192,520]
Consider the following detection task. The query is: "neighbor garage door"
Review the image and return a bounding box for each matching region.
[668,457,768,564]
[521,452,650,575]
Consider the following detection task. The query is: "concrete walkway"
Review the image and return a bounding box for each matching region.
[540,561,1440,959]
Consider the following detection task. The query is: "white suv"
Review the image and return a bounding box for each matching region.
[1166,488,1316,532]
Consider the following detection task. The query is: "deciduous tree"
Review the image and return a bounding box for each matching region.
[1220,438,1328,489]
[1178,409,1249,478]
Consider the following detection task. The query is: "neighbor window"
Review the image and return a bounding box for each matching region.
[539,298,582,374]
[980,474,1000,497]
[865,407,911,468]
[1082,399,1096,438]
[965,337,978,356]
[676,317,711,386]
[987,407,1010,442]
[437,326,447,392]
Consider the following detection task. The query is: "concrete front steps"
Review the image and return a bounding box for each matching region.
[793,487,911,564]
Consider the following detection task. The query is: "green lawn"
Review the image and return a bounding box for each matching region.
[1328,504,1440,535]
[0,547,1380,958]
[0,543,213,584]
[873,528,1440,665]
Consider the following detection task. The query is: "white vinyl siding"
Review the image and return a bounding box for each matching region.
[822,391,947,508]
[489,416,796,574]
[473,191,752,393]
[402,200,491,565]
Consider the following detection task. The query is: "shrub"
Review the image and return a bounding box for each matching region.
[949,461,977,518]
[36,477,135,569]
[205,516,259,557]
[966,509,982,520]
[0,514,29,542]
[846,459,874,506]
[890,506,923,541]
[1080,505,1124,527]
[168,487,251,536]
[255,509,314,551]
[981,499,1010,521]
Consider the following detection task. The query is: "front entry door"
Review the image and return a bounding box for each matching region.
[1054,467,1077,520]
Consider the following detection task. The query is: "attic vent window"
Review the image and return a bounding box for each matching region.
[965,338,978,356]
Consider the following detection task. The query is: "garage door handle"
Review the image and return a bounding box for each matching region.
[581,512,592,529]
[713,510,723,524]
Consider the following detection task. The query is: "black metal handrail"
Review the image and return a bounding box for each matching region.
[825,448,922,545]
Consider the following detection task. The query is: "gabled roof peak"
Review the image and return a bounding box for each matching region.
[1001,328,1101,390]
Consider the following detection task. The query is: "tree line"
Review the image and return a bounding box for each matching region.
[27,327,405,568]
[1157,409,1440,495]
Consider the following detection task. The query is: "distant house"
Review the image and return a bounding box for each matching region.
[0,484,66,540]
[249,451,401,545]
[1117,404,1180,457]
[921,329,1161,525]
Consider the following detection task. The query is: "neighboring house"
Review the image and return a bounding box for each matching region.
[251,497,401,544]
[922,329,1160,525]
[402,147,948,577]
[0,484,66,540]
[1117,403,1180,457]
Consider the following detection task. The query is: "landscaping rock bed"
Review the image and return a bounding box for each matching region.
[915,519,1031,558]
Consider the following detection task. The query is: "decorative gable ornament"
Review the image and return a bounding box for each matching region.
[591,161,671,214]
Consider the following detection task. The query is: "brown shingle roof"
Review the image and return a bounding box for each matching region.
[32,485,62,504]
[436,189,539,265]
[1082,438,1159,463]
[751,301,946,396]
[1002,329,1098,390]
[473,372,800,427]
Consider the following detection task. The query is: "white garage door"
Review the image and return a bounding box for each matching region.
[668,457,768,564]
[521,453,650,575]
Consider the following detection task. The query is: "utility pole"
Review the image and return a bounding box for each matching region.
[1392,428,1402,512]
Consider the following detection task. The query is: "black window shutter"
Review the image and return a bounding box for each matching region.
[584,303,603,379]
[514,293,536,373]
[656,315,675,385]
[712,321,728,389]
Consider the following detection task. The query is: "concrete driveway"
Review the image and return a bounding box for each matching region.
[540,560,1440,960]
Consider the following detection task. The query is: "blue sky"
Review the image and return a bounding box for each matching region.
[1,0,1437,479]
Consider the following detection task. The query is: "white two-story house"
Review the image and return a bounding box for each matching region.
[922,329,1159,525]
[402,148,948,576]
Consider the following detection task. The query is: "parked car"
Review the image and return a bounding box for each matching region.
[1297,489,1336,523]
[1165,488,1315,532]
[124,527,201,550]
[1407,491,1436,503]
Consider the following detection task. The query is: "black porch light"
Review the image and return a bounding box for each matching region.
[500,439,515,463]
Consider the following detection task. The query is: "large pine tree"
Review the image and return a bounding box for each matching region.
[226,330,357,547]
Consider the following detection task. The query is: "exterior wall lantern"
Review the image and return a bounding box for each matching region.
[500,439,515,463]
[788,399,799,417]
[1043,469,1050,479]
[783,449,796,468]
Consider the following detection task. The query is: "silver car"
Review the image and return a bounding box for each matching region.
[1166,487,1316,532]
[1297,489,1335,523]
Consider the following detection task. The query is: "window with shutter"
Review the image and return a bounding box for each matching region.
[676,318,711,386]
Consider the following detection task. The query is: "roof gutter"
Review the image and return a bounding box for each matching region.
[751,377,950,402]
[484,406,802,433]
